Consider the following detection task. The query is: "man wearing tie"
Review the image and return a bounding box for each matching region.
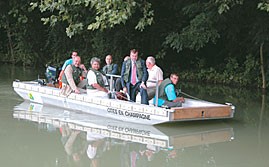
[121,49,149,105]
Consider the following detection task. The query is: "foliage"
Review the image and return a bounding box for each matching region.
[164,12,220,52]
[0,0,45,65]
[30,0,154,38]
[181,54,260,87]
[0,0,269,89]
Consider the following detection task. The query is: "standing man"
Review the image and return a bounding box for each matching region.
[60,56,87,96]
[102,54,118,75]
[154,73,185,108]
[121,49,149,105]
[146,56,163,100]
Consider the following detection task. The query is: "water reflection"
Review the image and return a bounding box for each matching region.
[13,102,234,167]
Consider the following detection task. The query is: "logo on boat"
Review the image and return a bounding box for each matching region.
[28,93,34,101]
[107,108,151,120]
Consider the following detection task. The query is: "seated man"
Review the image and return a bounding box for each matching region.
[60,56,87,96]
[102,54,119,91]
[121,49,149,105]
[102,54,118,75]
[154,73,185,108]
[146,56,163,100]
[58,51,87,88]
[86,57,109,98]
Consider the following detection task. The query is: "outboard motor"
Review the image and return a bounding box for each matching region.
[45,66,57,83]
[45,65,61,87]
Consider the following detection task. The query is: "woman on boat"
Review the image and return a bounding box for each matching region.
[86,57,109,98]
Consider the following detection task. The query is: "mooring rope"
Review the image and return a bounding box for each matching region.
[180,91,205,101]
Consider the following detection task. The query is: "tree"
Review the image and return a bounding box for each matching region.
[31,0,154,38]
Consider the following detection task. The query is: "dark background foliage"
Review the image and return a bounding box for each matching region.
[0,0,269,88]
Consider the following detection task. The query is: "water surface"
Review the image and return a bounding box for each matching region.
[0,64,268,167]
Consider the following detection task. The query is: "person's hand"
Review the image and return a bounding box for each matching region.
[74,88,80,94]
[178,97,185,103]
[123,87,127,93]
[140,82,147,89]
[79,64,87,72]
[104,88,109,93]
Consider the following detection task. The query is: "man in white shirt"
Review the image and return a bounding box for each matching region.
[146,56,163,100]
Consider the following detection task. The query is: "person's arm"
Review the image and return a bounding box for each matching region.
[165,84,184,103]
[156,67,163,85]
[87,71,108,93]
[111,64,118,75]
[141,60,148,83]
[140,60,148,89]
[120,61,127,89]
[79,64,87,72]
[165,84,177,101]
[92,83,108,93]
[62,59,72,70]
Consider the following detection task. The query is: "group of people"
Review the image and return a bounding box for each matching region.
[58,49,185,108]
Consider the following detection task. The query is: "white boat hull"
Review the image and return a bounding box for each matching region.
[13,81,235,125]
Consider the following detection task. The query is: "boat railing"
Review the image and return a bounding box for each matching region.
[106,74,159,107]
[105,74,121,92]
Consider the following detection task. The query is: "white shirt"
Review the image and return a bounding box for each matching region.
[86,70,108,98]
[87,70,108,86]
[147,65,163,88]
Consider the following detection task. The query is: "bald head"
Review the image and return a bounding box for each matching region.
[73,56,81,67]
[105,54,113,65]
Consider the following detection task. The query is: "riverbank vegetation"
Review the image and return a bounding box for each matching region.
[0,0,269,89]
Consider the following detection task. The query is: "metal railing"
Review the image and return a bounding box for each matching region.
[106,74,160,107]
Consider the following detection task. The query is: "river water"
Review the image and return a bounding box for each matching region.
[0,64,268,167]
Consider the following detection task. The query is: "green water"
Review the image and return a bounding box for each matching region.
[0,64,268,167]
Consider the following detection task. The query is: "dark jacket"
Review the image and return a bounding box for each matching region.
[120,58,148,88]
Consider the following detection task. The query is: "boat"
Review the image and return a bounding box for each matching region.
[12,80,235,125]
[13,101,234,150]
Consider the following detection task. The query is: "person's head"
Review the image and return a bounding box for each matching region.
[170,73,179,85]
[105,54,113,65]
[71,51,78,59]
[146,56,156,69]
[90,57,101,70]
[130,49,138,61]
[73,56,81,67]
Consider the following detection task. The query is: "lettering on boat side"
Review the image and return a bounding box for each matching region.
[107,108,151,120]
[107,125,151,136]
